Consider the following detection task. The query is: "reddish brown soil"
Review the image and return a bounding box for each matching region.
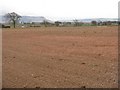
[2,26,118,88]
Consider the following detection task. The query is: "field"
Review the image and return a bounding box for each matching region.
[2,26,118,88]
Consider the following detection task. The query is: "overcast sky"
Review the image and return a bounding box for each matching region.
[0,0,119,20]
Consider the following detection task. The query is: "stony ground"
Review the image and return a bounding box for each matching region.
[2,26,118,88]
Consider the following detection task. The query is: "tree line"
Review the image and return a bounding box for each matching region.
[1,12,119,28]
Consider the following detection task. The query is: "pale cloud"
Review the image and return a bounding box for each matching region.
[0,0,119,20]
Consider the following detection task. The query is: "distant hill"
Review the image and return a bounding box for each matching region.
[59,18,118,23]
[79,18,118,23]
[20,16,47,23]
[0,16,53,23]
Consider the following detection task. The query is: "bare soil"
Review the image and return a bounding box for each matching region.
[2,26,118,88]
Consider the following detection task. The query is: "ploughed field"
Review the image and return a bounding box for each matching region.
[2,26,118,88]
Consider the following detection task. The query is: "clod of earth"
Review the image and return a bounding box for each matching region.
[72,43,75,46]
[13,57,16,58]
[31,74,40,78]
[35,87,40,88]
[23,84,28,88]
[81,62,86,64]
[59,59,64,61]
[46,65,50,68]
[98,54,102,56]
[33,75,39,78]
[81,86,86,88]
[51,57,54,59]
[94,31,96,33]
[94,64,98,66]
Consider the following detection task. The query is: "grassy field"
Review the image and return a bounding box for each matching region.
[2,26,118,88]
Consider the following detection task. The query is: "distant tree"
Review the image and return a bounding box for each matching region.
[91,21,97,26]
[43,20,50,27]
[118,22,119,26]
[55,21,62,26]
[97,21,103,26]
[65,22,72,26]
[4,12,21,28]
[73,19,79,26]
[106,21,112,25]
[43,20,46,27]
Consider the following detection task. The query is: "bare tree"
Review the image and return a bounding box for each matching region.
[43,20,50,27]
[73,19,79,26]
[4,12,21,28]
